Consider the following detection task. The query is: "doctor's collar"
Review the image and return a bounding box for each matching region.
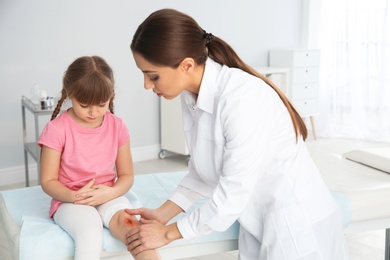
[195,58,221,114]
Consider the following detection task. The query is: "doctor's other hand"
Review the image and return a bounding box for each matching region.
[126,219,173,255]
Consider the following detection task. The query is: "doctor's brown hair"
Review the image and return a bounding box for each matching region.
[131,8,307,141]
[51,56,115,120]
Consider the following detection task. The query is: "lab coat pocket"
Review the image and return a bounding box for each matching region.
[264,205,317,259]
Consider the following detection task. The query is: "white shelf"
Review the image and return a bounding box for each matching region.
[21,95,68,186]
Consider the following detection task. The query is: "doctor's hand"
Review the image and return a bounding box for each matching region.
[125,208,166,224]
[126,219,181,256]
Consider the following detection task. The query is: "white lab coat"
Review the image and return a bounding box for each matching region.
[169,58,348,259]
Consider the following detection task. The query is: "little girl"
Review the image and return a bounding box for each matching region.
[38,56,160,260]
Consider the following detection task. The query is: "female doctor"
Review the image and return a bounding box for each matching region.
[126,8,349,260]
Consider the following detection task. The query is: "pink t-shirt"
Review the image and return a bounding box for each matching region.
[38,110,130,217]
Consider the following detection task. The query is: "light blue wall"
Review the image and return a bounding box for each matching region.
[0,0,303,171]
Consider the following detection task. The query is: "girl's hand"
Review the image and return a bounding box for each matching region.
[74,180,113,206]
[126,219,170,255]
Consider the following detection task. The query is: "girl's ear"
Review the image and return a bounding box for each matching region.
[180,58,195,73]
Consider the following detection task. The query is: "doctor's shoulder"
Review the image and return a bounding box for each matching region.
[220,67,270,98]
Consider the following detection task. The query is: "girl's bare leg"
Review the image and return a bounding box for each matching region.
[109,210,161,260]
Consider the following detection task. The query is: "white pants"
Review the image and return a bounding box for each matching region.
[54,196,132,260]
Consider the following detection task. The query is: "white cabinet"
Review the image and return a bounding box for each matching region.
[269,49,320,139]
[254,66,289,94]
[160,96,189,158]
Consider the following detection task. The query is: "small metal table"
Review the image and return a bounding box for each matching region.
[21,95,65,186]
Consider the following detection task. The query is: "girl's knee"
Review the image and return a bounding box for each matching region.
[110,209,139,230]
[108,210,140,244]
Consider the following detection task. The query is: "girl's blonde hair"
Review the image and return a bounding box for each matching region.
[51,56,115,120]
[131,9,307,141]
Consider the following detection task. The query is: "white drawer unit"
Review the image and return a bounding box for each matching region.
[292,83,318,100]
[269,49,320,139]
[254,66,289,94]
[160,96,189,159]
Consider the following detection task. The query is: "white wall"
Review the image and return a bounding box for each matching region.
[0,0,303,184]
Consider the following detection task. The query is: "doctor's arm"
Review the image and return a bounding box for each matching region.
[126,213,183,255]
[125,199,185,255]
[126,170,206,254]
[126,160,205,224]
[125,199,184,226]
[176,89,278,239]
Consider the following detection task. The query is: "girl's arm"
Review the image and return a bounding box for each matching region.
[111,140,134,196]
[40,145,80,202]
[74,140,134,206]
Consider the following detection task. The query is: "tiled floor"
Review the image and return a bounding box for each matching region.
[1,137,389,259]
